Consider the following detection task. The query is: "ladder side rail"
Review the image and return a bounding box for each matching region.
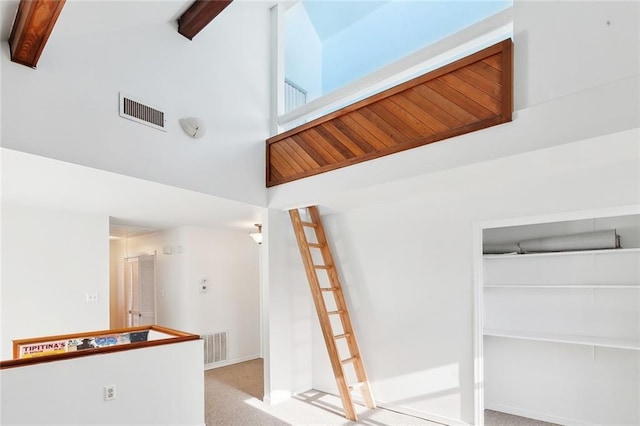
[288,209,358,420]
[308,206,346,296]
[330,283,377,408]
[307,207,377,409]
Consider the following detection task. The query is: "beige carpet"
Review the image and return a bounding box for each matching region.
[204,359,555,426]
[485,410,559,426]
[204,359,441,425]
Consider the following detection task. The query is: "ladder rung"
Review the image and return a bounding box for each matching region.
[349,382,365,391]
[341,356,358,365]
[290,207,376,417]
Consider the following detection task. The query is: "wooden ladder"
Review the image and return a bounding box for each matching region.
[289,205,376,421]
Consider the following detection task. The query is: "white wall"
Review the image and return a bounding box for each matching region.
[513,1,639,109]
[484,339,639,425]
[184,226,260,364]
[263,208,312,404]
[268,1,639,209]
[313,130,639,423]
[1,204,109,360]
[1,1,271,206]
[264,1,640,422]
[285,2,323,101]
[0,339,204,425]
[123,226,261,366]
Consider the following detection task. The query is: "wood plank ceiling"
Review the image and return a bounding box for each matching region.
[266,39,513,187]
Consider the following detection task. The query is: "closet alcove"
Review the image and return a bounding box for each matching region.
[480,210,639,425]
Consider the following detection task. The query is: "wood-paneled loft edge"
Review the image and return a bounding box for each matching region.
[266,39,513,187]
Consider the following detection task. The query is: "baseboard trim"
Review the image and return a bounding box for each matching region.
[485,402,594,426]
[264,390,292,405]
[368,397,469,426]
[314,384,469,425]
[203,354,261,371]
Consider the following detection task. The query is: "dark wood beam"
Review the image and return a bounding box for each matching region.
[8,0,66,69]
[178,0,233,40]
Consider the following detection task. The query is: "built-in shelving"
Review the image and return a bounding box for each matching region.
[483,247,640,259]
[484,328,640,350]
[481,211,640,425]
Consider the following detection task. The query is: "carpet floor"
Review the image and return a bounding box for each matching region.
[204,359,440,425]
[484,410,559,426]
[204,359,556,426]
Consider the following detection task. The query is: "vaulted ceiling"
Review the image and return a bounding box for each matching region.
[0,0,511,211]
[301,0,387,41]
[1,0,269,235]
[5,0,234,68]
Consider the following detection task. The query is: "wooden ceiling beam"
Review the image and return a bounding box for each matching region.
[8,0,66,69]
[178,0,233,40]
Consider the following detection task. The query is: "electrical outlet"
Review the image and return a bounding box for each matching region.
[86,293,98,303]
[104,385,116,401]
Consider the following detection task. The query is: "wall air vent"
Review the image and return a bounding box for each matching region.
[119,93,167,132]
[202,332,227,364]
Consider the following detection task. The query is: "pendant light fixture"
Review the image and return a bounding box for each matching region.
[250,224,262,244]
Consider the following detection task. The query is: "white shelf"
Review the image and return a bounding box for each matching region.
[484,328,640,350]
[484,284,640,289]
[483,247,640,259]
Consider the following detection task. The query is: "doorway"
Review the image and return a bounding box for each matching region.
[125,254,156,327]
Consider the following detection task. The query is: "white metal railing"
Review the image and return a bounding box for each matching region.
[284,78,307,113]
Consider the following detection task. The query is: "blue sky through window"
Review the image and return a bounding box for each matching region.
[284,0,512,112]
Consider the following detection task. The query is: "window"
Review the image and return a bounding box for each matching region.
[282,0,512,124]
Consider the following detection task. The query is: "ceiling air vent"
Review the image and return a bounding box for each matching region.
[119,93,167,132]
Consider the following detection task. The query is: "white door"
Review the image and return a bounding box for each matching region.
[125,254,156,327]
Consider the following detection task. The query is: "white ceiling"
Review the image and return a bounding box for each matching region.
[0,0,278,41]
[0,1,18,40]
[1,1,211,41]
[301,0,386,41]
[1,148,264,235]
[1,0,270,236]
[46,1,191,38]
